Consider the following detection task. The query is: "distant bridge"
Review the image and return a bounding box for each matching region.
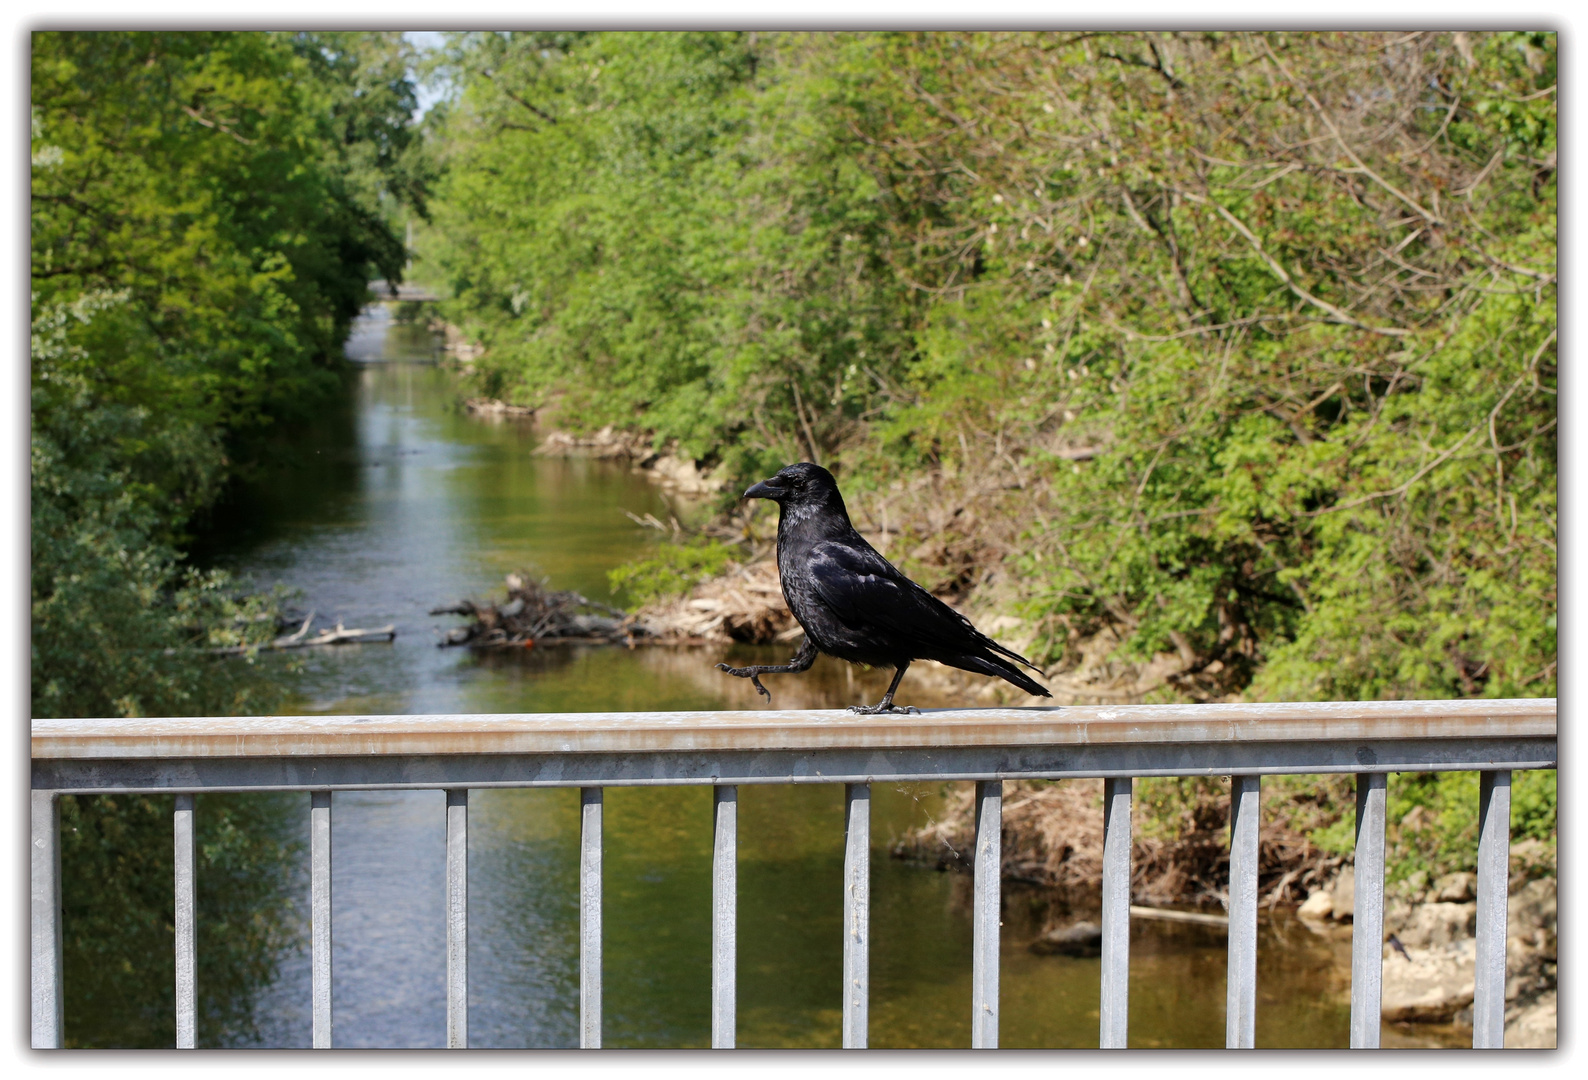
[369,279,441,303]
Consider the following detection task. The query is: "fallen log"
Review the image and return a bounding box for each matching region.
[275,610,316,646]
[1129,905,1230,928]
[208,613,397,654]
[274,621,397,650]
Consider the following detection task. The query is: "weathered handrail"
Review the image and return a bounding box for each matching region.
[31,698,1557,760]
[31,699,1556,1050]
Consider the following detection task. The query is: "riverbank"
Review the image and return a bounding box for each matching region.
[890,776,1556,1046]
[1299,865,1556,1045]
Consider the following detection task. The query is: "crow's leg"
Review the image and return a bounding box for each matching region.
[848,662,920,715]
[715,639,817,704]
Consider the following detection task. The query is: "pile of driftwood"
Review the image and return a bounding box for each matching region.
[431,573,642,649]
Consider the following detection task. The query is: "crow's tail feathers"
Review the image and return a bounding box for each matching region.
[943,651,1053,698]
[980,635,1048,675]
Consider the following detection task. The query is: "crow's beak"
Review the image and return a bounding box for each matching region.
[744,479,779,500]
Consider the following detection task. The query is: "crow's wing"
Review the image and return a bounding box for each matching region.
[805,537,1050,696]
[806,539,988,656]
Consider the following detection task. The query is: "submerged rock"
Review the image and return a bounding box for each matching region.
[1030,921,1102,957]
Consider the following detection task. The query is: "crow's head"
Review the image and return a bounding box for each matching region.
[743,462,842,508]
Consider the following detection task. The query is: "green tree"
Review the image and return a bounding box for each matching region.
[423,30,1555,704]
[419,29,1555,903]
[32,30,428,1045]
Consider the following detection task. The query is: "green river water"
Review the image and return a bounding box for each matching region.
[168,303,1459,1048]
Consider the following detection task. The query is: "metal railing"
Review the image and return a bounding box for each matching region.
[31,699,1556,1049]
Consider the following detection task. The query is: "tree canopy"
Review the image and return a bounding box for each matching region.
[31,30,428,719]
[31,30,429,1046]
[423,30,1556,702]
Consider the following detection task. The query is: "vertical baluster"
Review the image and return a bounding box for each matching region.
[310,790,333,1048]
[1473,770,1512,1048]
[174,794,197,1049]
[1099,777,1133,1048]
[842,783,870,1049]
[31,789,63,1049]
[712,785,737,1049]
[1226,774,1260,1048]
[1350,773,1387,1048]
[580,787,603,1049]
[446,789,468,1049]
[971,780,1002,1049]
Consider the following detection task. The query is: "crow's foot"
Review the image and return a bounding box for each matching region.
[715,662,772,703]
[846,703,921,715]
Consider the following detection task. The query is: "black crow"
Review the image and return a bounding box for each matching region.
[716,462,1052,713]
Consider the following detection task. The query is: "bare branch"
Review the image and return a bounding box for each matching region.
[1258,39,1443,227]
[181,105,254,145]
[1177,189,1413,336]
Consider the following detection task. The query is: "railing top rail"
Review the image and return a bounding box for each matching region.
[32,698,1555,761]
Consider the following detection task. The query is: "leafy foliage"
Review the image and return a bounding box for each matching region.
[424,31,1555,705]
[30,290,287,720]
[1306,769,1556,884]
[425,32,1554,894]
[31,30,427,1045]
[31,29,427,715]
[608,538,739,606]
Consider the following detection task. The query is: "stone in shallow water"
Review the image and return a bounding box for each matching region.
[1297,888,1333,921]
[1030,921,1102,957]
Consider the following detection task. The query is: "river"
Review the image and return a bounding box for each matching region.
[187,302,1457,1048]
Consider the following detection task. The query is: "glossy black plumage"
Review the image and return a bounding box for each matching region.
[716,462,1051,713]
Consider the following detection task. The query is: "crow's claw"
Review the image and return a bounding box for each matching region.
[715,662,772,703]
[846,703,921,715]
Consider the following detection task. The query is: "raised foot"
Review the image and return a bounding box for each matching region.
[846,703,921,715]
[715,662,771,702]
